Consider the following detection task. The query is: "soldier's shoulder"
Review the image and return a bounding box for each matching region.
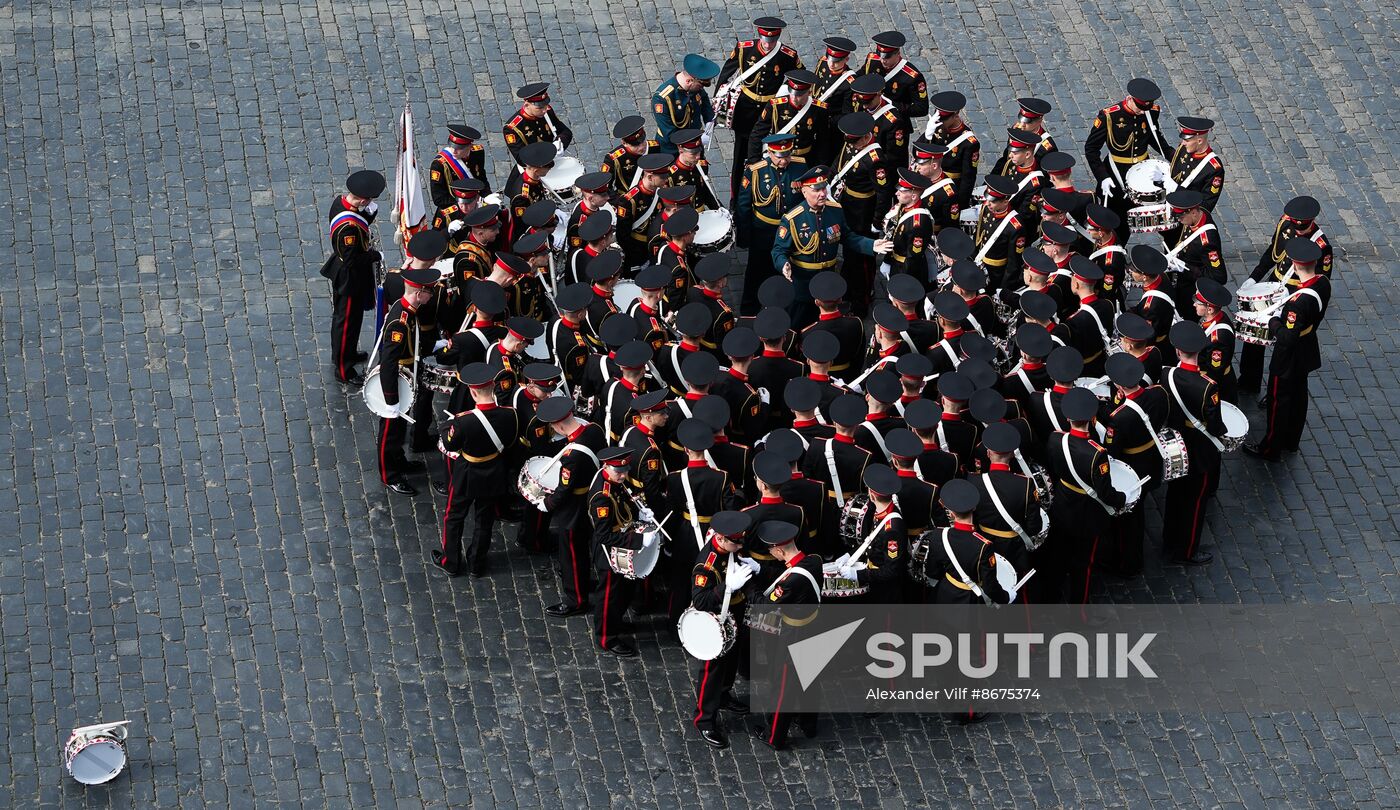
[782,204,807,220]
[780,44,799,57]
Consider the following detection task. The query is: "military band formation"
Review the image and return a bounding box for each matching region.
[319,18,1335,750]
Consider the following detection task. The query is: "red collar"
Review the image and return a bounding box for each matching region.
[713,435,730,445]
[637,422,654,436]
[787,550,807,568]
[1143,277,1162,291]
[591,284,610,297]
[1069,427,1089,438]
[760,496,784,504]
[762,349,787,358]
[585,245,600,257]
[879,343,900,358]
[989,462,1010,471]
[1299,275,1321,288]
[618,376,640,392]
[687,459,709,468]
[1124,388,1143,401]
[567,424,587,441]
[1052,384,1072,394]
[896,468,917,478]
[1179,362,1199,372]
[561,315,580,329]
[943,328,964,339]
[728,367,748,382]
[1022,361,1045,371]
[684,391,704,401]
[476,402,497,411]
[639,301,657,315]
[922,441,939,451]
[834,433,855,445]
[793,418,816,428]
[680,339,700,352]
[809,373,830,382]
[700,287,722,300]
[1080,294,1099,304]
[818,311,842,321]
[941,412,962,422]
[952,521,975,532]
[866,412,888,422]
[874,502,894,519]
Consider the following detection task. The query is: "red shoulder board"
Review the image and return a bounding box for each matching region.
[1105,104,1121,114]
[508,113,525,127]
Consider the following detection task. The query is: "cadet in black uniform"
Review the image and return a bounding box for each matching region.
[747,69,828,163]
[972,175,1029,292]
[322,169,385,384]
[926,90,981,208]
[689,510,756,749]
[619,389,672,514]
[1193,278,1238,404]
[511,363,564,554]
[374,267,443,495]
[1127,245,1178,349]
[666,419,743,622]
[1043,388,1125,603]
[537,396,607,618]
[1162,189,1226,319]
[752,520,823,750]
[846,464,906,603]
[856,31,928,120]
[970,422,1043,575]
[801,395,873,549]
[716,16,803,202]
[922,480,1012,605]
[1169,116,1223,213]
[602,115,663,196]
[803,272,866,375]
[436,363,522,577]
[1246,238,1331,460]
[429,123,489,210]
[502,82,574,192]
[588,446,656,657]
[1160,322,1228,566]
[1102,353,1168,578]
[1083,78,1169,244]
[1064,260,1114,378]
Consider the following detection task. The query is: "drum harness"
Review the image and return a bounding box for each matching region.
[983,472,1034,549]
[1165,367,1224,453]
[1059,434,1122,515]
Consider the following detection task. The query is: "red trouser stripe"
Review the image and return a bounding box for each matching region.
[768,664,788,743]
[599,571,613,646]
[440,460,454,556]
[694,660,712,728]
[1261,375,1282,450]
[338,295,354,377]
[567,530,583,606]
[379,419,391,484]
[1186,469,1210,558]
[1082,536,1100,604]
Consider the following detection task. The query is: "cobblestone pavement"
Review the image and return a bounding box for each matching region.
[2,0,1399,806]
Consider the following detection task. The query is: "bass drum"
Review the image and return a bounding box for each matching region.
[678,607,737,660]
[362,366,415,418]
[694,209,735,254]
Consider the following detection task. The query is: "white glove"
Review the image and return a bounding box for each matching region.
[878,264,892,280]
[433,338,450,351]
[551,231,566,251]
[365,201,379,216]
[638,506,656,524]
[830,376,847,389]
[782,262,793,280]
[873,239,894,256]
[726,564,754,592]
[757,387,771,405]
[839,563,860,580]
[1099,177,1115,198]
[642,530,659,549]
[701,131,713,150]
[447,220,465,236]
[739,556,761,574]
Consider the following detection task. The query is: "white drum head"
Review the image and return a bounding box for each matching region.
[1221,402,1249,439]
[695,209,731,243]
[432,256,455,281]
[633,540,661,578]
[1125,159,1173,194]
[362,367,414,418]
[959,205,980,225]
[1109,458,1142,502]
[612,281,643,312]
[544,156,585,191]
[678,610,725,660]
[69,739,126,785]
[526,456,561,489]
[993,553,1020,601]
[1074,376,1111,399]
[525,338,550,360]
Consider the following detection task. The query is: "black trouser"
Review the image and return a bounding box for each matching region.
[1172,274,1201,321]
[758,660,817,746]
[1238,343,1265,391]
[693,613,745,731]
[377,416,408,486]
[515,498,552,553]
[1104,186,1133,246]
[330,287,368,380]
[1257,370,1311,455]
[438,459,502,573]
[592,561,636,646]
[553,517,593,609]
[740,225,777,315]
[1110,500,1146,577]
[785,271,819,330]
[1163,456,1221,560]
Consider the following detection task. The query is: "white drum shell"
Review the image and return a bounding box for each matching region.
[362,366,415,418]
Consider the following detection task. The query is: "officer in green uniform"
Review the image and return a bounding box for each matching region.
[652,54,720,154]
[735,133,808,314]
[770,165,889,327]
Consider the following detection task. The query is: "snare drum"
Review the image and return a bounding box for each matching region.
[1108,458,1144,515]
[64,723,130,785]
[694,209,735,254]
[743,609,784,636]
[525,336,550,361]
[1074,375,1112,399]
[542,156,585,203]
[958,204,980,236]
[1127,204,1173,234]
[362,365,415,418]
[516,456,561,511]
[1026,508,1051,550]
[605,521,662,579]
[437,437,461,460]
[612,281,643,313]
[678,607,737,660]
[821,561,870,598]
[420,357,458,394]
[432,255,456,283]
[838,494,872,546]
[1220,401,1249,452]
[1235,311,1274,346]
[1124,159,1175,205]
[1157,429,1190,481]
[1236,280,1286,312]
